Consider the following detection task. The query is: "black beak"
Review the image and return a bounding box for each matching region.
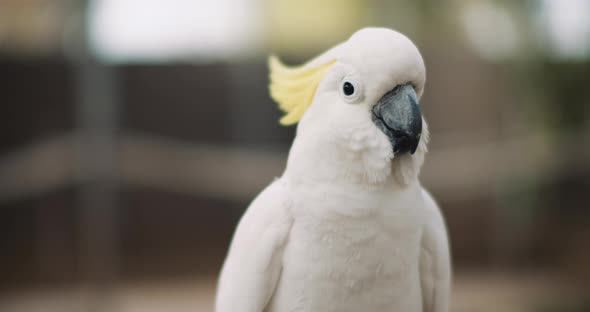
[371,84,422,154]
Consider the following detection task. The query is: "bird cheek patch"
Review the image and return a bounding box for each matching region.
[268,56,336,126]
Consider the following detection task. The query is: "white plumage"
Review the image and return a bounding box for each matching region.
[216,27,451,312]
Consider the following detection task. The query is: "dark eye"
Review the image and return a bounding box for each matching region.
[340,79,363,103]
[342,81,355,96]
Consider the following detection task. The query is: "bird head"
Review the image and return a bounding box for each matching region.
[270,28,429,186]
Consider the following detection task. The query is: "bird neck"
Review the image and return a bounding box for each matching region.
[282,126,423,188]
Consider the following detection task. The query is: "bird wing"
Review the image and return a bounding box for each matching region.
[419,189,452,312]
[215,179,293,312]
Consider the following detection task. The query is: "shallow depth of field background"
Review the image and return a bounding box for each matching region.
[1,0,589,311]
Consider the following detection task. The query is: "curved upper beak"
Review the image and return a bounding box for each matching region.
[371,84,422,154]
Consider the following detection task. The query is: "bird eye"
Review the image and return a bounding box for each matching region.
[340,79,362,103]
[342,81,355,96]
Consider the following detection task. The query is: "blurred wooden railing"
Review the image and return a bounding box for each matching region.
[1,126,589,204]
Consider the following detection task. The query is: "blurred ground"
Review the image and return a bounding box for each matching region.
[0,272,587,312]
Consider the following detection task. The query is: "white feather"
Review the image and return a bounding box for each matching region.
[216,27,450,312]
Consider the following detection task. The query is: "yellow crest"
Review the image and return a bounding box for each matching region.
[268,55,335,126]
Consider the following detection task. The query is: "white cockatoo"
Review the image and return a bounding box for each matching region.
[216,27,451,312]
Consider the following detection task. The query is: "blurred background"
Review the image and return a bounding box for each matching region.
[1,0,589,311]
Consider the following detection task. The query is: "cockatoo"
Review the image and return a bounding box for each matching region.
[216,27,451,312]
